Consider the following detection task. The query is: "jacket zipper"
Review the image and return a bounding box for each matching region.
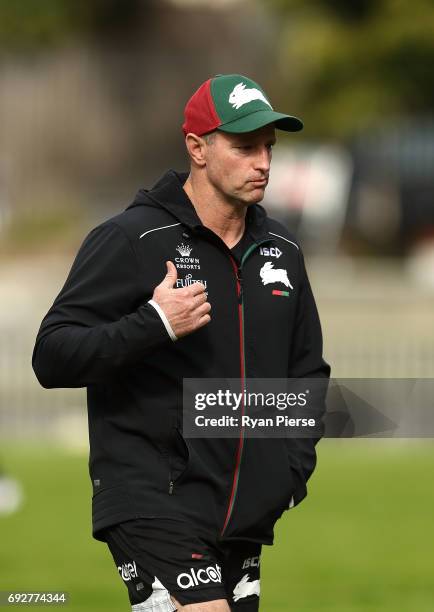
[220,240,271,536]
[168,237,270,501]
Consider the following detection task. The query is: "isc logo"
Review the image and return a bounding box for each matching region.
[242,556,260,569]
[259,246,282,259]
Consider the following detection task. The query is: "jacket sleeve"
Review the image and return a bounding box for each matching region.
[286,248,331,507]
[32,221,171,388]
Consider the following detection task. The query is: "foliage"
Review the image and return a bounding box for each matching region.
[1,0,433,138]
[0,0,145,50]
[267,0,434,138]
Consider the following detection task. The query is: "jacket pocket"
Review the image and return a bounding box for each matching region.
[221,438,296,541]
[92,482,138,527]
[167,427,191,494]
[288,464,307,507]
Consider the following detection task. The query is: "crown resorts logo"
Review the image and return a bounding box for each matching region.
[175,243,201,270]
[228,83,272,110]
[176,243,193,256]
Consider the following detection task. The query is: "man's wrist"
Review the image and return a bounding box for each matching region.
[147,300,178,342]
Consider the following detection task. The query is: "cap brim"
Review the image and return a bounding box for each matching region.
[217,109,303,134]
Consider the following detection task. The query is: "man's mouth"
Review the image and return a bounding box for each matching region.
[250,178,268,187]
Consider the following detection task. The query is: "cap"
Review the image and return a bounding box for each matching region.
[182,74,303,137]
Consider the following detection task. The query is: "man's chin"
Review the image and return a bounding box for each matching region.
[246,186,266,204]
[230,186,266,206]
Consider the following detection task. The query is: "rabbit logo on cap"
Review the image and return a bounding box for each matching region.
[228,82,272,110]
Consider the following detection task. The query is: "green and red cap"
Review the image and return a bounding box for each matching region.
[182,74,303,137]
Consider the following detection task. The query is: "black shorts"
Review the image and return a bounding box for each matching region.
[103,518,261,611]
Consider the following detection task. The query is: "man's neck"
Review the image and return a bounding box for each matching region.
[183,175,246,250]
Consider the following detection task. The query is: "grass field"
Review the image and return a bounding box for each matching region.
[1,440,434,611]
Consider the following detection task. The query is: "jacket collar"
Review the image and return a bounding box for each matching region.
[137,169,271,243]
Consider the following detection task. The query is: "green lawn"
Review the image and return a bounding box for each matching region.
[1,440,433,611]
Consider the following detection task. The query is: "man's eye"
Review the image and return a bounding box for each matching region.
[237,145,252,150]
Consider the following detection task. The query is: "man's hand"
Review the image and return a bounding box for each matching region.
[151,261,211,338]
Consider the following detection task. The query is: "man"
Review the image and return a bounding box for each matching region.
[33,74,330,611]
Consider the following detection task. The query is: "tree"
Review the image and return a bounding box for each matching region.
[267,0,434,138]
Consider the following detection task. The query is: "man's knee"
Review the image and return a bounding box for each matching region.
[170,595,231,611]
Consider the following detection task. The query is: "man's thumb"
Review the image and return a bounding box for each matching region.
[160,260,177,289]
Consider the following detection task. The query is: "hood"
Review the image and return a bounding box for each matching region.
[126,168,270,241]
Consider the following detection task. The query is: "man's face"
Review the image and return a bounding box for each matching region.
[203,124,276,207]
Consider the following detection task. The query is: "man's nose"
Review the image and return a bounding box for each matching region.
[254,146,271,172]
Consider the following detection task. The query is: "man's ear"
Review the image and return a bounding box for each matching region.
[185,133,207,167]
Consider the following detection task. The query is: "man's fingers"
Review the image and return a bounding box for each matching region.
[197,313,211,328]
[159,261,178,289]
[173,282,205,298]
[188,282,207,296]
[195,301,211,316]
[192,302,211,321]
[192,292,208,307]
[152,271,210,338]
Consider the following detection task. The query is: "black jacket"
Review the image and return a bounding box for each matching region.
[32,170,330,545]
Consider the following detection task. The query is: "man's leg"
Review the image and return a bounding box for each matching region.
[102,518,230,610]
[221,542,262,611]
[170,596,230,611]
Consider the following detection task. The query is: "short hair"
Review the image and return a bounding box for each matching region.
[202,131,216,145]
